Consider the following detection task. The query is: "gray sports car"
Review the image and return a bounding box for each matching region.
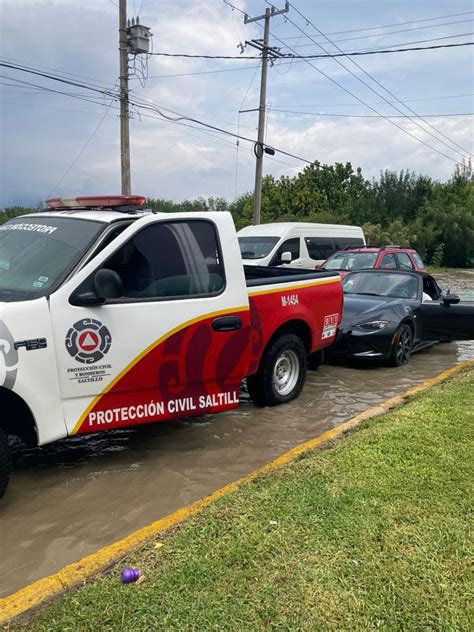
[330,269,474,366]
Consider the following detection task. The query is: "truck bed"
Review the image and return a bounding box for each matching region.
[244,264,339,287]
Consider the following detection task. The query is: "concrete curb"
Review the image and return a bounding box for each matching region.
[1,359,472,624]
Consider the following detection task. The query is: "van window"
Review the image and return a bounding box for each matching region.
[305,237,334,261]
[270,238,300,265]
[334,237,365,250]
[238,236,279,260]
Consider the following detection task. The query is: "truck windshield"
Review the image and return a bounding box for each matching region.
[239,236,279,260]
[0,216,104,301]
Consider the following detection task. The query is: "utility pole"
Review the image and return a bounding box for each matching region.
[244,2,289,225]
[119,0,131,195]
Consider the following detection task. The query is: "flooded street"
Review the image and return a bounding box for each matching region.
[1,270,473,599]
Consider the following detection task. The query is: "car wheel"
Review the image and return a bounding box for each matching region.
[389,323,413,367]
[246,334,307,407]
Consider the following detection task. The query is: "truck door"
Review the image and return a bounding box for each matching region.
[419,298,474,341]
[49,214,251,435]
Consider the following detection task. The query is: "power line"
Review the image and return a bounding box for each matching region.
[270,5,470,160]
[276,10,474,39]
[273,93,474,108]
[282,20,472,48]
[0,66,301,179]
[146,40,474,59]
[277,18,473,48]
[285,1,472,158]
[268,109,474,118]
[252,16,462,164]
[0,73,125,111]
[0,100,116,116]
[9,86,467,121]
[0,61,256,131]
[320,32,474,53]
[0,73,239,151]
[222,0,246,17]
[0,60,314,166]
[148,65,263,79]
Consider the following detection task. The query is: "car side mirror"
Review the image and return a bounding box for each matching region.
[70,269,123,307]
[281,251,292,264]
[442,292,460,306]
[94,269,123,300]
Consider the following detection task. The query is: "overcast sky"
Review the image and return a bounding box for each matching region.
[0,0,473,208]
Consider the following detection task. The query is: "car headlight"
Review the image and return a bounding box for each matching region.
[357,320,391,331]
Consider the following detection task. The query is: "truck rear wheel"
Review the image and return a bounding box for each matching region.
[0,428,11,499]
[247,333,307,407]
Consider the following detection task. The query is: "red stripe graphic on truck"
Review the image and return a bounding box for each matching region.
[72,307,252,434]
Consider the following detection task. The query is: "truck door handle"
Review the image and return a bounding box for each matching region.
[212,316,242,332]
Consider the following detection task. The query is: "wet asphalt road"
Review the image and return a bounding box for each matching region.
[0,270,473,599]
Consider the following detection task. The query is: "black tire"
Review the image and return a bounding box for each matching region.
[0,428,11,499]
[246,333,307,407]
[308,348,324,371]
[389,323,413,367]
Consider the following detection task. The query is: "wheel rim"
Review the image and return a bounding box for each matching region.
[396,327,412,365]
[273,349,300,396]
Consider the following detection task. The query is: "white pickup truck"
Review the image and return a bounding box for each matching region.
[0,196,343,498]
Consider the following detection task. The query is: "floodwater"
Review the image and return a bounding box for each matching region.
[1,270,473,599]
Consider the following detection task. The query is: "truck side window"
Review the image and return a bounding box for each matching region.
[102,220,225,299]
[271,238,300,265]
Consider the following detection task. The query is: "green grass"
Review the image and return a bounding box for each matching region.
[22,370,474,631]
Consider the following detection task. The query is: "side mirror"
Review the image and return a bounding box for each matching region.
[70,269,123,307]
[442,292,460,306]
[94,269,123,300]
[280,251,292,264]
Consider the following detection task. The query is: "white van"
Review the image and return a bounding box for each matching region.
[238,222,366,269]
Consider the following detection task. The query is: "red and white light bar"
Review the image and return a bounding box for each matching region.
[46,195,146,209]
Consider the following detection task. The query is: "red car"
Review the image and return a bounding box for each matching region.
[320,245,426,277]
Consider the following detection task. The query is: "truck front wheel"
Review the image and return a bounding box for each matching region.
[247,333,307,407]
[0,428,11,499]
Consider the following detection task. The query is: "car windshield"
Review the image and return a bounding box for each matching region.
[0,216,104,302]
[322,251,378,270]
[342,272,420,299]
[238,236,279,260]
